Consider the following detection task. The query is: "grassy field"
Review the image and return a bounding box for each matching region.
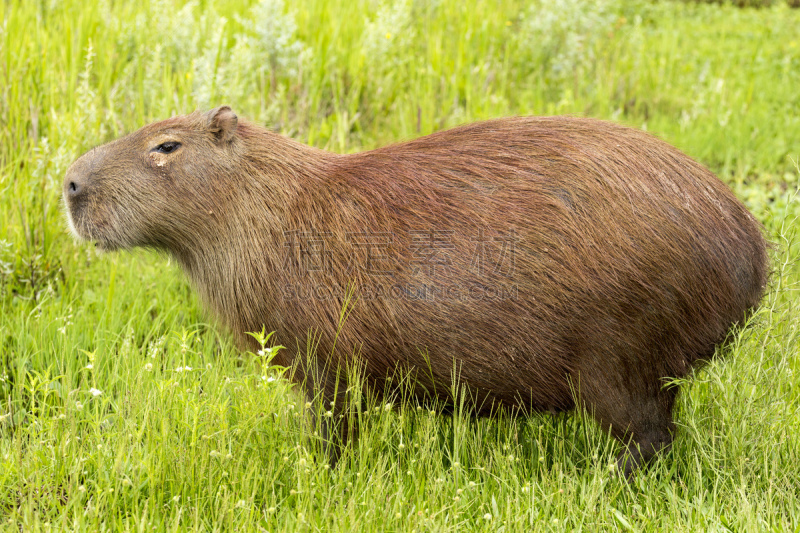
[2,0,800,530]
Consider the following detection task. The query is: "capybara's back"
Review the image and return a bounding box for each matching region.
[64,109,769,474]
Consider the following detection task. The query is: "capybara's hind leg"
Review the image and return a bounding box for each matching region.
[578,376,678,477]
[615,410,675,478]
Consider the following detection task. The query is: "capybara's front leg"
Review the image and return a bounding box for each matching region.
[298,358,358,467]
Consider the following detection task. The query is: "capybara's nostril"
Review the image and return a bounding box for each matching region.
[66,178,86,198]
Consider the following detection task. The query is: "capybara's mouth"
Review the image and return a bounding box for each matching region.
[92,237,121,252]
[65,203,120,251]
[80,226,122,252]
[65,206,90,242]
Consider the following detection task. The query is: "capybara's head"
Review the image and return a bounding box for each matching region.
[63,106,239,251]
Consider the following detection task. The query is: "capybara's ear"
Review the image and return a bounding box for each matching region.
[206,106,238,143]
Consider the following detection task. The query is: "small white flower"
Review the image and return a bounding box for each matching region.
[75,401,83,411]
[85,364,93,370]
[483,513,493,520]
[259,347,277,358]
[175,367,184,373]
[206,363,212,370]
[185,366,192,371]
[144,363,153,372]
[89,388,103,397]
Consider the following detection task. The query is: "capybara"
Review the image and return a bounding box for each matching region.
[63,107,768,475]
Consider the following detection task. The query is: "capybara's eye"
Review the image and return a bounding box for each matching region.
[153,141,181,154]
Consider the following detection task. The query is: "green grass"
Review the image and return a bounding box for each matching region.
[1,0,800,530]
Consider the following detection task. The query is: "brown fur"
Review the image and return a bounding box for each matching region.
[64,107,768,474]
